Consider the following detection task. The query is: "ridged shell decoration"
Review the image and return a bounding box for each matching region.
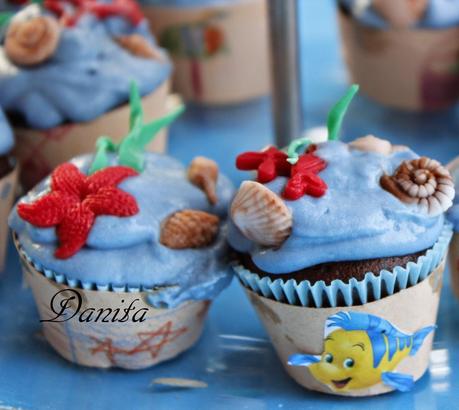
[160,210,220,249]
[349,135,407,155]
[231,181,292,247]
[5,16,61,66]
[380,157,455,216]
[188,156,219,205]
[115,34,164,60]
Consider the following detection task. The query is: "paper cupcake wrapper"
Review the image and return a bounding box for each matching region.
[15,236,210,369]
[338,9,459,111]
[142,0,270,104]
[234,222,452,308]
[13,81,172,190]
[246,257,444,396]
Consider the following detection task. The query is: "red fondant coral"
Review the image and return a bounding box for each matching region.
[44,0,143,27]
[18,163,139,259]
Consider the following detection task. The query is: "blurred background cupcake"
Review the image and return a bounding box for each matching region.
[337,0,459,111]
[139,0,270,105]
[0,1,172,188]
[8,83,235,369]
[228,89,454,396]
[0,107,18,271]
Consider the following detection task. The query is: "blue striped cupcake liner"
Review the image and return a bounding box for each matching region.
[234,222,453,308]
[14,235,179,295]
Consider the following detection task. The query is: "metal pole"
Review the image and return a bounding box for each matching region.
[268,0,302,147]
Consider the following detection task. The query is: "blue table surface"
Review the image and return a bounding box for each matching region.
[1,1,459,409]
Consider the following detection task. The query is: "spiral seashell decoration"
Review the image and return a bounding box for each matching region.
[380,157,455,216]
[115,34,164,60]
[5,16,61,66]
[231,181,292,247]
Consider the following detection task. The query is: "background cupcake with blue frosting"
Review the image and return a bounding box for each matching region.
[228,87,455,396]
[0,0,172,188]
[0,107,18,271]
[337,0,459,111]
[8,83,234,369]
[139,0,270,105]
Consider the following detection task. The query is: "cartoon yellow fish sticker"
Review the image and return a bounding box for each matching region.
[288,312,435,393]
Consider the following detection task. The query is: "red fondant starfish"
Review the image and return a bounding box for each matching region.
[17,163,139,259]
[44,0,143,27]
[283,152,328,200]
[236,146,291,183]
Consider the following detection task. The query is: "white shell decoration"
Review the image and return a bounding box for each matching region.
[349,135,392,155]
[380,157,455,216]
[230,181,292,247]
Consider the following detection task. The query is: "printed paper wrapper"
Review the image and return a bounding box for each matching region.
[245,259,444,396]
[0,162,18,271]
[235,222,452,307]
[14,237,210,370]
[338,10,459,111]
[142,0,270,104]
[13,81,171,190]
[447,156,459,298]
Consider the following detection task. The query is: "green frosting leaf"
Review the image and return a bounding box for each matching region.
[287,137,311,165]
[327,84,359,141]
[89,82,185,174]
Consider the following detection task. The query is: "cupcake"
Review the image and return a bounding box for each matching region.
[228,86,454,396]
[0,1,172,188]
[8,83,234,369]
[0,107,18,270]
[139,0,270,105]
[447,156,459,298]
[337,0,459,111]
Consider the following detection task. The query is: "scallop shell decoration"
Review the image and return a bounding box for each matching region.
[231,181,292,247]
[5,16,61,66]
[380,157,455,216]
[115,34,164,60]
[160,210,220,249]
[188,156,219,205]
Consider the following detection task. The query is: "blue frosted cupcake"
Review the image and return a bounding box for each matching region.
[139,0,270,104]
[0,1,172,187]
[337,0,459,111]
[228,88,454,396]
[9,84,234,369]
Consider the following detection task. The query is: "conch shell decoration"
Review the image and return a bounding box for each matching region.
[231,181,292,247]
[5,15,61,66]
[160,209,220,249]
[115,34,164,60]
[188,156,219,205]
[381,157,455,216]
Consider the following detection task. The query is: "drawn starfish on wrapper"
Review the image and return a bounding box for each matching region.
[18,81,185,258]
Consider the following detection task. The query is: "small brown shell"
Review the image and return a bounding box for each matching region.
[188,156,219,205]
[372,0,428,28]
[231,181,292,247]
[5,16,60,66]
[381,157,455,215]
[160,210,220,249]
[115,34,164,60]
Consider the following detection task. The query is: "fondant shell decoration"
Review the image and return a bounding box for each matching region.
[115,34,163,60]
[380,157,455,216]
[5,16,61,66]
[160,210,220,249]
[231,181,292,247]
[349,135,408,155]
[188,156,219,205]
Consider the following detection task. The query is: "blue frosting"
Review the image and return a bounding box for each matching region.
[228,141,447,274]
[0,10,171,129]
[9,153,235,307]
[0,107,14,155]
[447,164,459,232]
[139,0,237,7]
[339,0,459,28]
